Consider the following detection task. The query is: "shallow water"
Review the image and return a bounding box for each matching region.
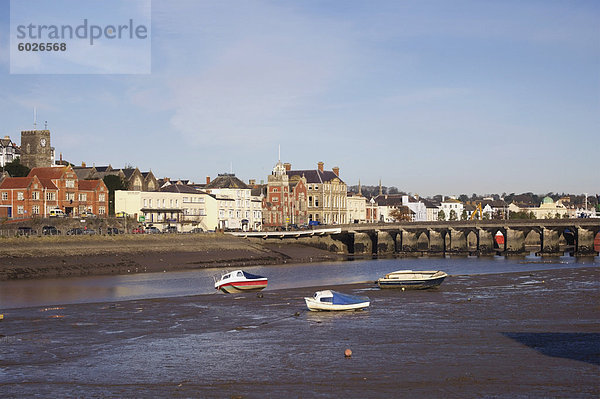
[0,253,597,309]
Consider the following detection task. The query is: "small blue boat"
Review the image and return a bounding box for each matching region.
[377,270,448,289]
[305,290,370,311]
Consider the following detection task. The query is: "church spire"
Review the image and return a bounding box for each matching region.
[358,179,362,196]
[379,179,382,196]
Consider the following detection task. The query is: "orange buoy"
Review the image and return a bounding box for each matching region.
[344,349,352,358]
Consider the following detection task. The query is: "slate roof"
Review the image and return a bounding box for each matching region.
[160,184,206,194]
[287,169,344,184]
[205,173,249,189]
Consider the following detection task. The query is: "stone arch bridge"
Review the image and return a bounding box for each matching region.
[239,220,600,257]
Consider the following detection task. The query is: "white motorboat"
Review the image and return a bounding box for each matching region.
[214,270,268,294]
[377,270,448,289]
[304,290,370,311]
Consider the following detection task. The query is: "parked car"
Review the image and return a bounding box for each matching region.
[115,212,128,218]
[83,228,96,235]
[145,226,160,234]
[49,209,66,218]
[79,211,96,218]
[17,226,36,236]
[42,225,60,235]
[163,226,178,233]
[190,227,204,233]
[107,227,122,235]
[66,228,84,235]
[132,227,145,234]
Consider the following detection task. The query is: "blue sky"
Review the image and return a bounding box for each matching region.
[1,0,598,196]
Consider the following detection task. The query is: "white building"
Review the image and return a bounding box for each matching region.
[115,188,218,232]
[347,193,367,223]
[205,173,262,231]
[400,195,427,222]
[439,198,464,221]
[0,136,19,168]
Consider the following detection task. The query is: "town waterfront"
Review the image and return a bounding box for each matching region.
[0,257,598,398]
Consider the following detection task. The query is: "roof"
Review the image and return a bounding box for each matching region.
[205,173,249,189]
[160,184,206,194]
[78,180,103,190]
[0,176,35,189]
[28,166,69,179]
[287,169,344,184]
[38,178,58,190]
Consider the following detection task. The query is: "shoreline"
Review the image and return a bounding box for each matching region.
[0,234,344,281]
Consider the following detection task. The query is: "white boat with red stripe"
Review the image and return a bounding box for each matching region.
[214,270,268,294]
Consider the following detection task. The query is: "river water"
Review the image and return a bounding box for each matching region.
[1,253,597,309]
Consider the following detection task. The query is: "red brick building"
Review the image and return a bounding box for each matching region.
[0,175,58,218]
[0,166,108,218]
[262,160,308,229]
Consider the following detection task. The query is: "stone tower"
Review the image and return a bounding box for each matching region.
[20,130,52,168]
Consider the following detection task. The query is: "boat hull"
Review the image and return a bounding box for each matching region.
[377,275,446,289]
[217,279,268,294]
[304,298,370,311]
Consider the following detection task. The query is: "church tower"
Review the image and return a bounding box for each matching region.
[20,129,52,168]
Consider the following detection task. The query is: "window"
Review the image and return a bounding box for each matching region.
[1,192,7,200]
[99,206,106,215]
[79,193,87,201]
[17,205,24,214]
[17,192,24,200]
[32,205,40,214]
[99,194,105,202]
[144,199,148,207]
[65,180,75,188]
[66,192,75,201]
[46,192,56,201]
[31,191,39,200]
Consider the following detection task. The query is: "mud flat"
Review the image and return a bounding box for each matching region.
[0,267,598,397]
[0,234,343,280]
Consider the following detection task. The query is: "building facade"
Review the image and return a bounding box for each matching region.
[204,173,262,230]
[286,162,347,225]
[263,160,308,229]
[0,175,57,218]
[0,165,107,218]
[0,136,19,168]
[115,188,218,232]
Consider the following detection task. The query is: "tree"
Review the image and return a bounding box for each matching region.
[103,175,129,215]
[461,210,468,220]
[389,206,412,221]
[0,158,30,177]
[449,209,458,221]
[458,194,469,203]
[437,210,446,221]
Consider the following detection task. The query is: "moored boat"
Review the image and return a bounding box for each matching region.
[214,270,268,294]
[304,290,370,311]
[377,270,447,289]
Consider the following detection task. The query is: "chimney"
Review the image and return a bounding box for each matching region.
[206,176,210,184]
[81,161,86,167]
[283,162,291,171]
[332,166,339,176]
[317,161,324,172]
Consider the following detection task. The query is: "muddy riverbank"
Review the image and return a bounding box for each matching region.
[0,234,343,280]
[0,266,598,397]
